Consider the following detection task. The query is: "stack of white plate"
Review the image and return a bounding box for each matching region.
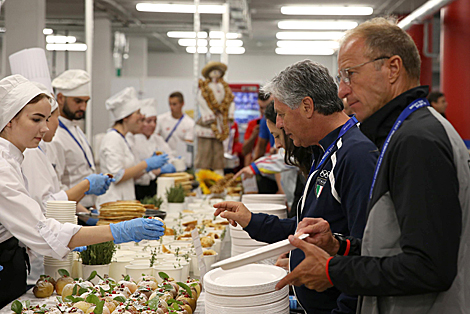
[242,194,287,205]
[204,264,289,314]
[43,201,77,277]
[231,204,288,256]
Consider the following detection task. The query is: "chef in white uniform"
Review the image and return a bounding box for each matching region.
[128,98,176,199]
[0,75,165,307]
[46,69,97,208]
[97,88,169,206]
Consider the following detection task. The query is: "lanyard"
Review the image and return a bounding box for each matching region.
[308,116,359,176]
[369,98,430,200]
[59,120,94,169]
[165,114,185,142]
[111,128,132,152]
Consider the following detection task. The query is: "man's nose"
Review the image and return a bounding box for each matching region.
[337,80,351,99]
[276,115,284,129]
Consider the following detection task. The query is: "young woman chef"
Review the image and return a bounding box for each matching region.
[97,87,169,206]
[0,75,165,308]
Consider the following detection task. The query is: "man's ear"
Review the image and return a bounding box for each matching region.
[302,97,315,119]
[56,93,65,106]
[388,55,403,84]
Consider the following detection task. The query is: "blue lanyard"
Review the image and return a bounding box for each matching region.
[308,116,359,177]
[165,114,185,142]
[111,128,132,151]
[59,120,94,169]
[369,98,430,200]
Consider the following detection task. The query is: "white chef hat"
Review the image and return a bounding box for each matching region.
[31,81,58,112]
[139,98,158,117]
[105,87,141,122]
[9,48,53,95]
[52,69,91,97]
[0,75,44,132]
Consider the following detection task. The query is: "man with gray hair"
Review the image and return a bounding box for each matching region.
[277,17,470,314]
[213,59,378,313]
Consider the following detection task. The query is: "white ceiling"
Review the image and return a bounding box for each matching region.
[40,0,429,54]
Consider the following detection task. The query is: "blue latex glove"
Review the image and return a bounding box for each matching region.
[90,209,98,214]
[160,163,176,174]
[73,246,87,252]
[0,265,3,271]
[110,218,165,244]
[84,173,115,195]
[145,153,169,172]
[85,217,99,226]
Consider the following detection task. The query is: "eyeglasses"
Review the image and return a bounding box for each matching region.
[335,56,391,85]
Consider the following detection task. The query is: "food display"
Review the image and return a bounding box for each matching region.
[195,171,241,195]
[160,173,195,196]
[97,201,146,225]
[13,270,202,314]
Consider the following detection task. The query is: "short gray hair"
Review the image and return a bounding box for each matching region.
[262,60,343,115]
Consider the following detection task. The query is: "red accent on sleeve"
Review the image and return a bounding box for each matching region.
[344,239,351,256]
[326,256,334,286]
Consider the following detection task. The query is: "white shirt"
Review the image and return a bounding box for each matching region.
[46,116,96,207]
[155,112,194,162]
[0,138,81,260]
[22,141,68,213]
[97,130,136,206]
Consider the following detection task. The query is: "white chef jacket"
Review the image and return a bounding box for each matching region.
[23,141,68,213]
[46,116,96,207]
[97,130,136,206]
[0,138,81,260]
[155,111,194,161]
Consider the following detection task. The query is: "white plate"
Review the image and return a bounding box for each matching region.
[204,264,287,296]
[213,234,307,270]
[205,285,288,307]
[205,295,289,313]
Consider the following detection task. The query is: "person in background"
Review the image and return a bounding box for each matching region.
[155,91,195,167]
[214,60,378,314]
[427,90,448,117]
[97,87,169,206]
[278,17,470,314]
[242,91,273,166]
[0,75,165,308]
[46,70,98,213]
[22,83,113,285]
[127,98,176,200]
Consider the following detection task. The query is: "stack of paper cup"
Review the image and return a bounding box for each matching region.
[241,194,287,205]
[157,177,175,201]
[43,201,77,277]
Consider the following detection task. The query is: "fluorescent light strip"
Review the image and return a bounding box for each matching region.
[167,31,241,39]
[275,47,335,55]
[186,46,245,54]
[178,39,208,47]
[46,43,87,51]
[46,35,76,44]
[278,21,358,30]
[209,31,242,39]
[210,40,243,47]
[136,3,225,14]
[277,40,339,49]
[281,6,373,16]
[43,28,53,35]
[276,31,344,40]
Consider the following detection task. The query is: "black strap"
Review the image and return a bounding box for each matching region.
[0,237,28,308]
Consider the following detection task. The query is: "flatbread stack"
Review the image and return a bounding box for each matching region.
[160,172,194,193]
[97,200,146,225]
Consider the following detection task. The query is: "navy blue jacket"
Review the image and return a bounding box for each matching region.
[245,123,378,313]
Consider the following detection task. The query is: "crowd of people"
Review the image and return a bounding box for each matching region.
[0,16,468,314]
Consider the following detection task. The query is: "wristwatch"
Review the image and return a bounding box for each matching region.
[332,233,348,255]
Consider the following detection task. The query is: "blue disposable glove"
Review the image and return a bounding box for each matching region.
[0,265,3,271]
[145,153,169,172]
[72,246,87,252]
[110,218,165,244]
[84,173,115,195]
[90,209,98,214]
[85,217,99,226]
[160,163,176,174]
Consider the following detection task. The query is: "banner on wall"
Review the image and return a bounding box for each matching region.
[229,84,260,142]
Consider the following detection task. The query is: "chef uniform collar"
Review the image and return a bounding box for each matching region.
[105,87,141,122]
[0,75,44,132]
[139,98,157,117]
[52,69,91,97]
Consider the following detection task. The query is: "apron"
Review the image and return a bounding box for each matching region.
[0,237,30,308]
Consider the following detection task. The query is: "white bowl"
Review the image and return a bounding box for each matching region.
[125,265,153,280]
[153,263,183,282]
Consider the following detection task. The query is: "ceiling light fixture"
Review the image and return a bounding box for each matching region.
[167,31,208,38]
[276,31,345,40]
[209,31,242,39]
[209,39,243,47]
[46,35,76,44]
[186,46,245,54]
[136,3,225,14]
[43,28,53,35]
[46,43,87,51]
[278,20,358,30]
[277,40,339,49]
[275,47,335,55]
[281,6,373,16]
[178,39,209,47]
[186,46,209,54]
